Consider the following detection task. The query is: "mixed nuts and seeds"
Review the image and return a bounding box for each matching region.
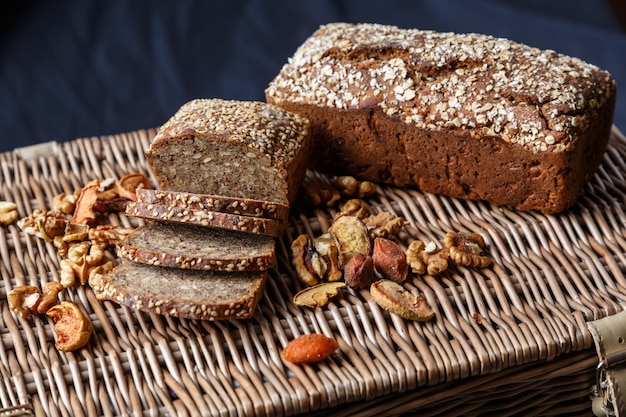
[7,173,147,351]
[292,176,493,324]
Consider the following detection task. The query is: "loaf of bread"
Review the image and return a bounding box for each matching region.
[89,262,267,320]
[145,99,311,206]
[136,188,290,220]
[125,201,285,237]
[265,23,617,213]
[117,223,276,271]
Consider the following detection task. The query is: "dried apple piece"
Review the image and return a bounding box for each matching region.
[117,173,151,201]
[73,182,100,225]
[370,279,434,322]
[46,301,93,351]
[293,282,346,308]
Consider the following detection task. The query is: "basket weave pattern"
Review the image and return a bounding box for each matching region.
[1,127,625,416]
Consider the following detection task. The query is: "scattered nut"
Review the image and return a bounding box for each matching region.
[313,235,343,282]
[282,333,339,364]
[60,241,111,286]
[52,192,76,214]
[444,231,492,268]
[0,201,17,212]
[372,238,408,282]
[46,301,93,351]
[304,182,341,207]
[370,279,434,322]
[0,201,19,225]
[328,214,371,267]
[8,286,41,319]
[357,181,377,198]
[406,240,427,275]
[291,234,319,286]
[88,225,134,247]
[335,176,377,199]
[339,198,370,219]
[335,176,358,197]
[343,253,375,289]
[405,239,449,276]
[293,282,347,308]
[423,246,450,276]
[363,211,405,238]
[36,282,64,314]
[17,209,67,240]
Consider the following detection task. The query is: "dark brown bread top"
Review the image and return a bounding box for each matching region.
[89,262,267,320]
[136,188,291,220]
[266,23,616,154]
[125,201,285,237]
[145,99,311,205]
[117,223,276,271]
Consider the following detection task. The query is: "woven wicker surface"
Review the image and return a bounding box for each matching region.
[1,127,625,416]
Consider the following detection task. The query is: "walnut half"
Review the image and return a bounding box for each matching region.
[443,231,492,268]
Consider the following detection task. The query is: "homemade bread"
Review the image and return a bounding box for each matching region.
[125,201,284,237]
[117,222,276,271]
[136,188,290,220]
[90,262,267,320]
[145,99,311,206]
[265,23,617,214]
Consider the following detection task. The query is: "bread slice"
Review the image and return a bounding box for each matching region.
[89,262,267,320]
[145,99,311,206]
[117,222,275,271]
[136,188,290,221]
[125,201,285,237]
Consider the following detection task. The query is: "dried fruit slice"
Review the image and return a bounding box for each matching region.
[293,282,346,308]
[329,214,371,267]
[370,279,434,322]
[46,301,94,351]
[282,333,339,364]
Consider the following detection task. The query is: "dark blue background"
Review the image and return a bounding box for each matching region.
[1,0,624,152]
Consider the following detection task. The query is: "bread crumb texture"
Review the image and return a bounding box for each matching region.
[266,22,616,153]
[91,262,267,320]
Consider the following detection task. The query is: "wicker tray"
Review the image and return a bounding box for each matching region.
[1,126,625,416]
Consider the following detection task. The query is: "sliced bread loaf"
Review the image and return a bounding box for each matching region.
[125,201,285,237]
[89,262,267,320]
[136,188,290,220]
[145,99,311,206]
[117,222,275,271]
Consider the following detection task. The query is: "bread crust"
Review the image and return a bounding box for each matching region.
[136,188,290,220]
[145,99,311,206]
[117,223,276,271]
[125,201,285,237]
[266,23,617,213]
[89,262,267,320]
